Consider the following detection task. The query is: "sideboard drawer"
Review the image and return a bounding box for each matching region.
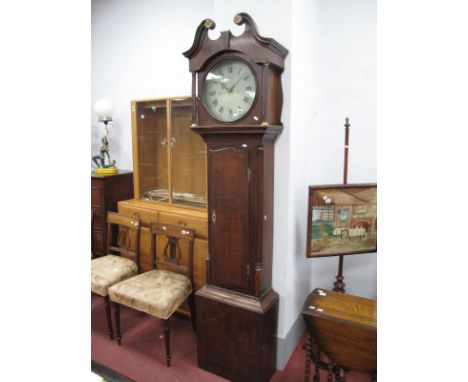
[93,229,105,255]
[91,186,103,207]
[159,211,208,240]
[92,207,105,230]
[118,203,158,226]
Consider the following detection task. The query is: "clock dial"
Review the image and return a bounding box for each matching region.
[203,59,257,122]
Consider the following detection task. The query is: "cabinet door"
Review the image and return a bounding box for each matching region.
[170,98,207,208]
[208,146,250,293]
[135,100,169,202]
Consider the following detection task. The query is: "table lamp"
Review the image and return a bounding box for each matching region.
[92,98,118,175]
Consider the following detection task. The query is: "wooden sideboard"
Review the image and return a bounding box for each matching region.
[91,170,134,257]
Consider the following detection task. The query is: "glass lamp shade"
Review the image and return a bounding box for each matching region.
[94,98,113,121]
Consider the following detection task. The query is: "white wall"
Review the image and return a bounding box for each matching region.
[300,0,377,299]
[92,0,376,369]
[91,0,214,170]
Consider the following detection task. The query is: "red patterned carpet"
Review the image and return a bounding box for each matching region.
[92,295,373,381]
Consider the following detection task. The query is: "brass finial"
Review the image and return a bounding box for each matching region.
[204,19,215,29]
[233,14,243,25]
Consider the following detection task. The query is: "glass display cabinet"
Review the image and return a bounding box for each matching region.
[133,97,207,208]
[118,96,208,317]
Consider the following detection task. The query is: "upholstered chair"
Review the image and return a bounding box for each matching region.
[109,222,196,366]
[91,212,141,340]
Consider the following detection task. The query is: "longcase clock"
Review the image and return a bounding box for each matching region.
[183,13,288,382]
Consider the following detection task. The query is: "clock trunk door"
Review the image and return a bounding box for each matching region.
[208,145,251,293]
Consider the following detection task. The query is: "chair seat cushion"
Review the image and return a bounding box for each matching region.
[91,255,138,297]
[108,270,192,320]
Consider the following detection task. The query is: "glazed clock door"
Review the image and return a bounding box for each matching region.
[208,145,251,294]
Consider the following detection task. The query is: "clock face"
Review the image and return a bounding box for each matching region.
[203,59,257,122]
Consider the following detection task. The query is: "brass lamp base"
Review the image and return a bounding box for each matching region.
[95,167,118,176]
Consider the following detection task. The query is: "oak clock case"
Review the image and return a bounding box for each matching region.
[184,13,288,382]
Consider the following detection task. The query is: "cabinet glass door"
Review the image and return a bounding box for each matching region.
[136,100,169,203]
[171,98,207,208]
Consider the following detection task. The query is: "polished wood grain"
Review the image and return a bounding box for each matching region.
[185,12,288,382]
[91,171,133,257]
[197,128,281,298]
[183,13,287,128]
[196,286,279,382]
[159,211,208,240]
[208,146,250,293]
[107,211,141,272]
[302,289,377,373]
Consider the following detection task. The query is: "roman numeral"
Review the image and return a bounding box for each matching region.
[246,86,252,91]
[244,75,250,81]
[228,66,233,73]
[229,108,233,117]
[243,96,250,103]
[210,91,216,96]
[212,99,218,107]
[219,106,224,113]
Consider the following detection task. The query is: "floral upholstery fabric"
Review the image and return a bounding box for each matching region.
[91,255,138,297]
[108,270,192,320]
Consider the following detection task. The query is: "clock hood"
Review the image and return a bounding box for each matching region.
[183,12,288,73]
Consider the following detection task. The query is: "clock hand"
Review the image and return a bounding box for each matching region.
[228,73,243,93]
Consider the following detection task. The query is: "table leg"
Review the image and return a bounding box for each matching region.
[313,340,321,382]
[304,335,313,382]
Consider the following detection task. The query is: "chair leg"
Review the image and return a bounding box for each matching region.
[340,368,346,382]
[335,366,346,382]
[103,295,113,340]
[327,360,333,382]
[163,319,171,367]
[188,293,196,332]
[113,302,121,345]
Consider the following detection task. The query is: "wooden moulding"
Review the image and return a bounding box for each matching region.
[196,284,278,314]
[183,12,288,72]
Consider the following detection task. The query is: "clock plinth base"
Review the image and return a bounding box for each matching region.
[196,285,279,382]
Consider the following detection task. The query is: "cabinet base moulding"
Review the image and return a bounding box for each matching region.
[196,285,279,382]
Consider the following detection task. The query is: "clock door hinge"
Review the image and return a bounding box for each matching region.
[247,168,251,183]
[246,264,250,276]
